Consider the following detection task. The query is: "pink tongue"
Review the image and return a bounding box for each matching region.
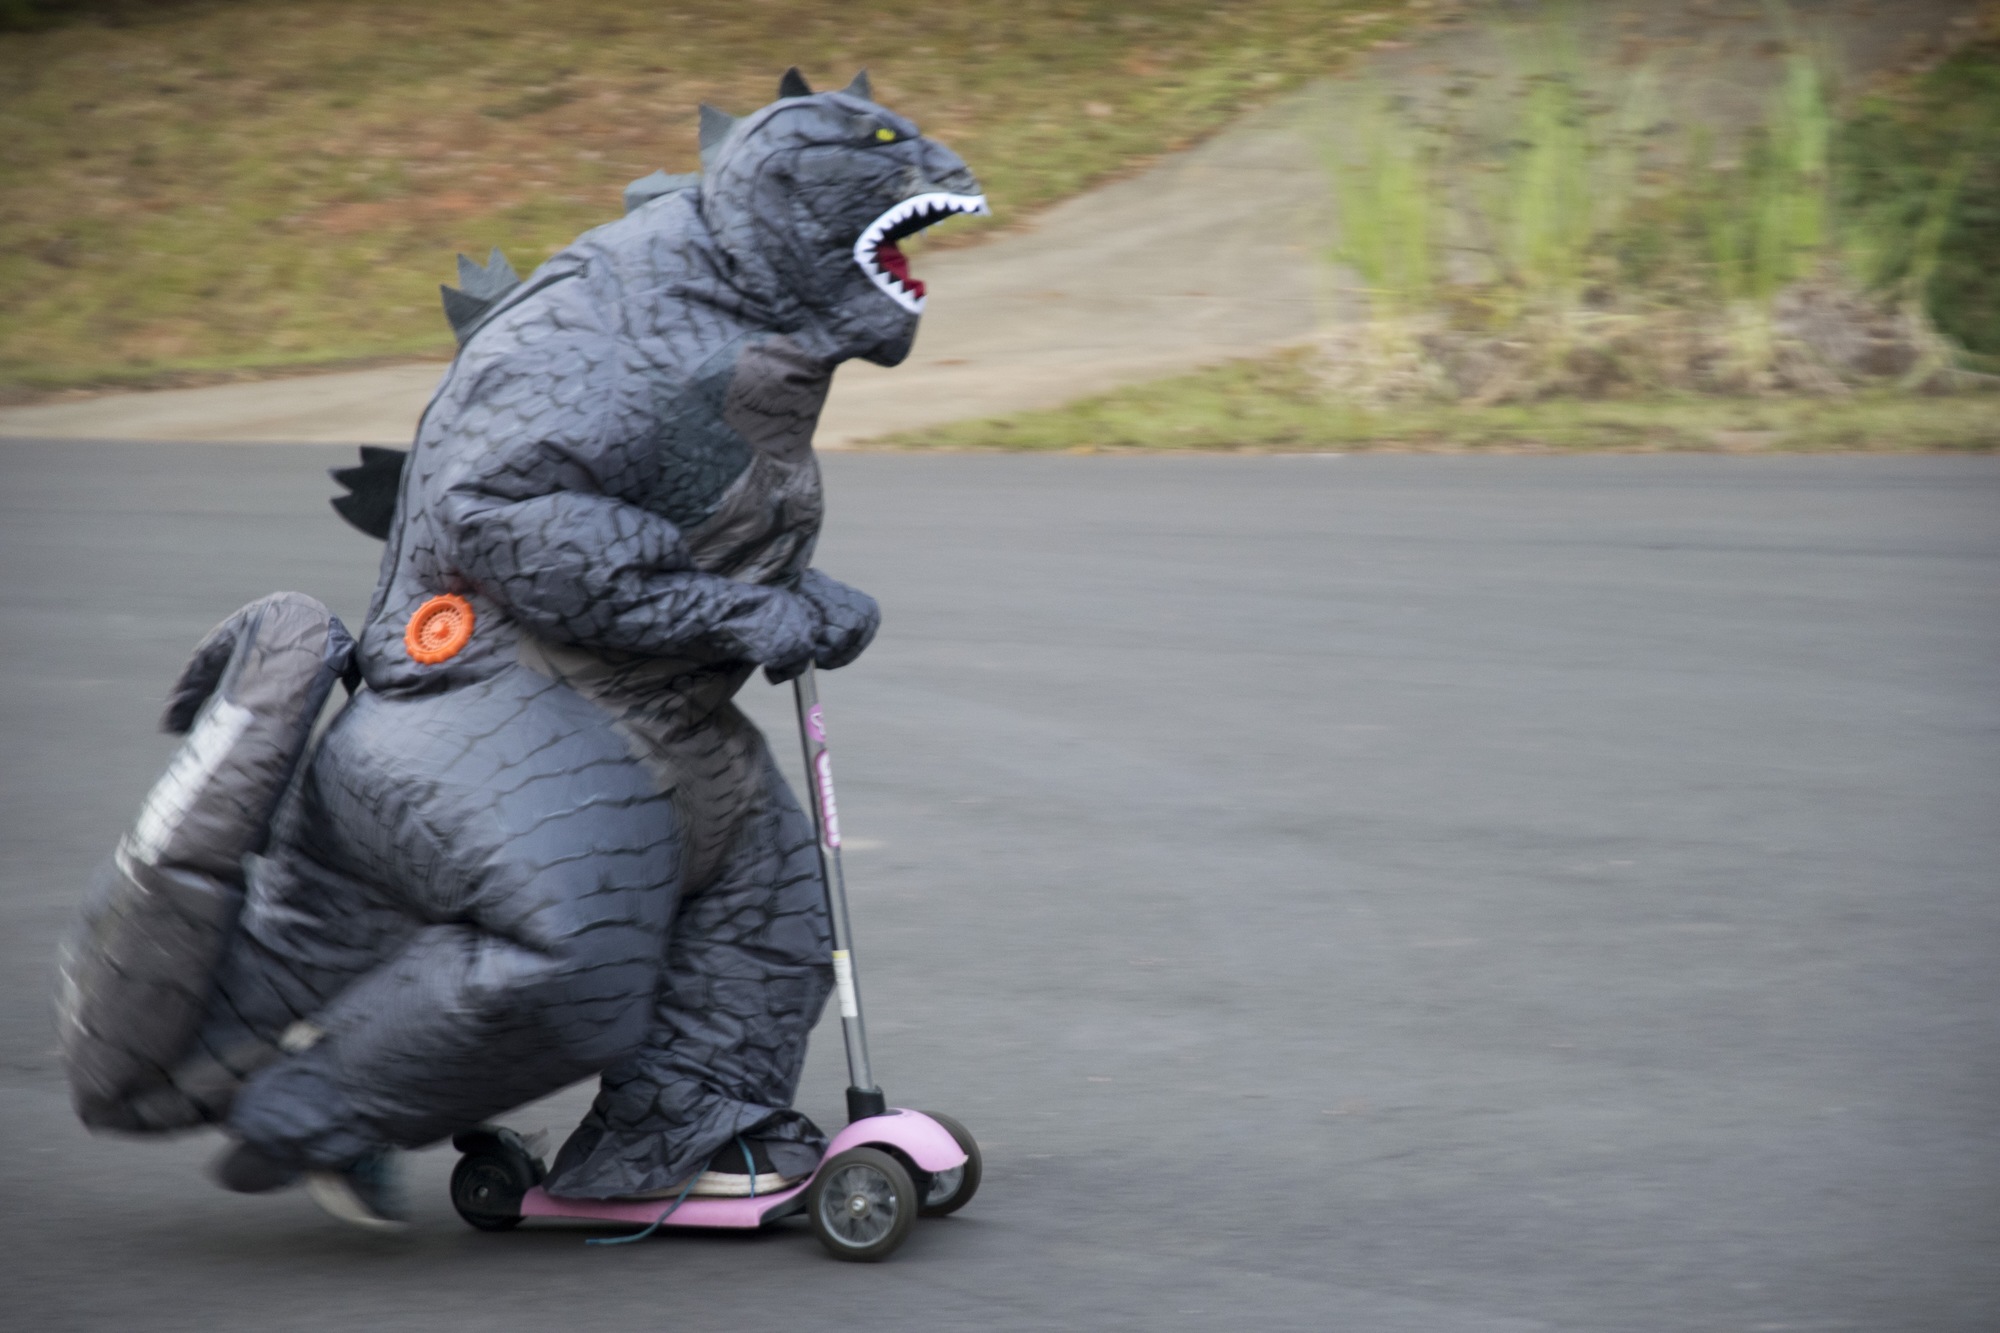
[876,242,925,299]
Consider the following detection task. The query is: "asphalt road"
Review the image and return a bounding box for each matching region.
[2,444,1995,1332]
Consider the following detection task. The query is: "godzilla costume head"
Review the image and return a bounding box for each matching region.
[639,68,986,367]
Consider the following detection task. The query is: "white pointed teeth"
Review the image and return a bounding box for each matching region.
[863,192,991,245]
[853,192,990,314]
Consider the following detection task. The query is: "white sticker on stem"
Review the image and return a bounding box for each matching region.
[831,949,859,1018]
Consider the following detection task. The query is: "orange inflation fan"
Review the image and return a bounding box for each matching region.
[405,594,476,664]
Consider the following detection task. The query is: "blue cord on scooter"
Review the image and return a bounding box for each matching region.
[586,1173,698,1246]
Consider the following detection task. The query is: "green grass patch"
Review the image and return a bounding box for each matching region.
[1316,4,2000,397]
[875,350,2000,452]
[0,0,1437,392]
[1838,23,2000,360]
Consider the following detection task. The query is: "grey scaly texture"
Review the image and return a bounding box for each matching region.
[65,71,982,1200]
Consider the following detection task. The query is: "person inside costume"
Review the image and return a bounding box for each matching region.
[55,68,985,1232]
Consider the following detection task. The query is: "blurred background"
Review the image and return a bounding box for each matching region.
[0,0,1995,450]
[0,0,1423,389]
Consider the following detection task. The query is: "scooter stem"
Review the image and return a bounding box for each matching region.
[791,666,888,1122]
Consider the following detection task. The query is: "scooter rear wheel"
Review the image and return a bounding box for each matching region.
[450,1149,538,1232]
[915,1110,982,1217]
[808,1146,917,1262]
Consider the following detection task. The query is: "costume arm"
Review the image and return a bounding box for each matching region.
[434,435,817,667]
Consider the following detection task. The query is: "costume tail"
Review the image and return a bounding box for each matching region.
[54,592,355,1133]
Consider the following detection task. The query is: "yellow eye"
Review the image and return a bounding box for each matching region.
[874,127,896,142]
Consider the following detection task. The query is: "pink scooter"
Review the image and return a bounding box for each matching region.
[445,667,981,1261]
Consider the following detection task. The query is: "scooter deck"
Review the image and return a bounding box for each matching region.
[518,1109,966,1231]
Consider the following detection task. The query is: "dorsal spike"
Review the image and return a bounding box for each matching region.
[778,66,812,99]
[440,285,494,343]
[843,69,872,102]
[452,250,519,303]
[698,103,738,162]
[329,446,409,542]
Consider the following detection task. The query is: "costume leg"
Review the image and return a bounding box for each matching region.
[222,667,681,1169]
[543,747,833,1198]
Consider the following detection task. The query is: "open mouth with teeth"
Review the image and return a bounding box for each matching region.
[854,192,989,314]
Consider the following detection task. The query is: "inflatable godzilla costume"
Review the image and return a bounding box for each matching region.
[56,69,984,1202]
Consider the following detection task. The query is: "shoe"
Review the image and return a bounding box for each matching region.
[608,1138,805,1201]
[210,1140,301,1194]
[305,1149,409,1233]
[686,1136,798,1198]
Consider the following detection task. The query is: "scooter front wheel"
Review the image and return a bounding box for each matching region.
[808,1146,917,1262]
[915,1110,982,1217]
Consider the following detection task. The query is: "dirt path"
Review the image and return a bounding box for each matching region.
[0,0,1977,447]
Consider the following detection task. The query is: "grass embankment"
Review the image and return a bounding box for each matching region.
[884,5,2000,454]
[1840,18,2000,363]
[0,0,1440,395]
[878,350,1999,453]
